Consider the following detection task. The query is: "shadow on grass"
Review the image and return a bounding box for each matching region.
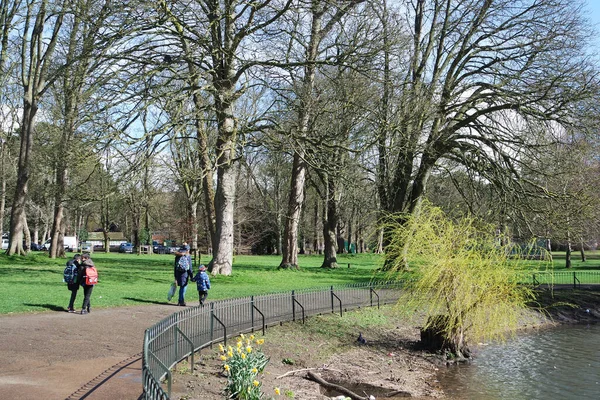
[122,297,175,306]
[23,303,66,312]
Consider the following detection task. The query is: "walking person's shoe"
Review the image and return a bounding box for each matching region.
[80,309,88,315]
[67,308,75,313]
[87,307,90,313]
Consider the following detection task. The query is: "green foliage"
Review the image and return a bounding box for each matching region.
[139,229,150,245]
[384,203,537,354]
[221,335,269,399]
[78,229,89,243]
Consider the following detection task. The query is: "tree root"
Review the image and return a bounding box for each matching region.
[305,371,368,400]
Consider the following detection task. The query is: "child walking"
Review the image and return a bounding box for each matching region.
[192,265,211,306]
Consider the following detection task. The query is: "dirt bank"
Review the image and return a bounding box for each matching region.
[171,289,600,400]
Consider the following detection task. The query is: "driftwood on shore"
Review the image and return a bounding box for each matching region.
[305,371,369,400]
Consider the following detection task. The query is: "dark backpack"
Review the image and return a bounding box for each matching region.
[176,255,190,272]
[63,261,78,284]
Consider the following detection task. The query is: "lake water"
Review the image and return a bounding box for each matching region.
[439,324,600,400]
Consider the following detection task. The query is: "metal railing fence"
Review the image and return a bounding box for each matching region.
[142,271,600,399]
[142,281,404,399]
[521,270,600,287]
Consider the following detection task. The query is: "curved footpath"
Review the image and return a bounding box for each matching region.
[0,304,177,400]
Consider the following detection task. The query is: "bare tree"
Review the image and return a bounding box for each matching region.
[9,0,66,255]
[49,0,118,258]
[279,0,365,269]
[375,0,597,222]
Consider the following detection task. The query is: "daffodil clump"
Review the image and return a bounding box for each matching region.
[220,334,270,399]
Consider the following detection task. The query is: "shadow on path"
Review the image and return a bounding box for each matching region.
[22,303,66,312]
[65,353,144,400]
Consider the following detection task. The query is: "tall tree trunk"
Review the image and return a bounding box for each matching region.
[321,177,338,268]
[0,141,6,238]
[192,91,217,253]
[8,102,35,256]
[280,152,307,269]
[312,199,319,254]
[580,238,586,262]
[209,81,237,275]
[279,1,328,269]
[49,151,68,258]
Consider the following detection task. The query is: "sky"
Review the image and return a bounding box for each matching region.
[585,1,600,51]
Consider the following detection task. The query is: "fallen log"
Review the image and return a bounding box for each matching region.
[305,371,368,400]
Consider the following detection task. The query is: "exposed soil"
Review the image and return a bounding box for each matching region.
[0,288,598,400]
[171,288,600,400]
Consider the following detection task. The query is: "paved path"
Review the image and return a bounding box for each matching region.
[0,305,177,400]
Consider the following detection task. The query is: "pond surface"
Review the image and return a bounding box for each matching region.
[440,324,600,400]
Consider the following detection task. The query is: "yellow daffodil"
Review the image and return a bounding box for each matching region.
[241,353,246,359]
[240,334,245,339]
[220,355,227,361]
[256,339,264,345]
[253,380,260,387]
[246,339,251,346]
[237,341,242,348]
[249,335,255,340]
[224,364,230,371]
[237,347,242,354]
[274,387,281,395]
[246,346,252,353]
[227,346,233,352]
[251,367,258,374]
[218,344,224,352]
[227,350,233,357]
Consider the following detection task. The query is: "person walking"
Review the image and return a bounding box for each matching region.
[174,242,192,306]
[65,254,82,313]
[78,253,97,314]
[191,265,211,306]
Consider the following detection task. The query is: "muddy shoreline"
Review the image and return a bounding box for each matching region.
[171,289,600,399]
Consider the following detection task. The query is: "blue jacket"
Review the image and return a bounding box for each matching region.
[192,271,211,291]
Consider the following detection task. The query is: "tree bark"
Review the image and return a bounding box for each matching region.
[321,178,338,269]
[209,81,237,275]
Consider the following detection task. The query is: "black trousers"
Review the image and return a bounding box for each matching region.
[81,285,94,310]
[198,290,208,305]
[68,284,79,310]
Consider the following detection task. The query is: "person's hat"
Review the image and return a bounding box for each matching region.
[199,265,206,271]
[74,253,81,258]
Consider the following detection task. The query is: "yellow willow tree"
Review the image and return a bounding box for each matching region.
[385,202,542,360]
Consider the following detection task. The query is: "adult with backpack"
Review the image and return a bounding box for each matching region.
[173,242,193,306]
[78,253,98,315]
[64,254,82,313]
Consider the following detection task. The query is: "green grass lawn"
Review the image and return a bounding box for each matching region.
[0,252,388,314]
[2,250,599,315]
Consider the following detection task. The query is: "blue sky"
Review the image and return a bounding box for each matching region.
[585,1,600,50]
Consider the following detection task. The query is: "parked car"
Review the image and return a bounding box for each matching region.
[2,238,8,250]
[28,242,42,251]
[119,242,134,253]
[80,242,93,253]
[153,244,168,254]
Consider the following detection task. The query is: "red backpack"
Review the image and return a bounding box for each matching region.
[84,266,98,285]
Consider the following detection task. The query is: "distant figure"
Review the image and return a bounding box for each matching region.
[78,253,97,314]
[173,242,192,306]
[357,332,367,345]
[64,254,82,313]
[192,265,211,306]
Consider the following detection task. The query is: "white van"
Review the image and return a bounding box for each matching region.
[42,236,78,251]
